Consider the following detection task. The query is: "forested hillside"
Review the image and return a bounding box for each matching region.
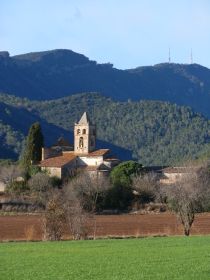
[0,50,210,117]
[0,121,24,159]
[0,92,210,165]
[0,100,70,159]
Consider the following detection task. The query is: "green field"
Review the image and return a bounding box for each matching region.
[1,237,210,280]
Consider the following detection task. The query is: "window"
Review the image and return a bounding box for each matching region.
[83,129,86,134]
[79,137,84,148]
[77,129,80,134]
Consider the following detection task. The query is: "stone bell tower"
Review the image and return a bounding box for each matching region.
[74,112,96,154]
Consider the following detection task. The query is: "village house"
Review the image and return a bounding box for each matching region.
[40,112,120,179]
[159,166,199,185]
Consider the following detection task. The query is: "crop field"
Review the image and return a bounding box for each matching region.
[1,213,210,241]
[1,236,210,280]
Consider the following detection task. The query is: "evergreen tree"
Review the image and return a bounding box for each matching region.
[105,161,145,210]
[22,122,44,168]
[111,161,144,187]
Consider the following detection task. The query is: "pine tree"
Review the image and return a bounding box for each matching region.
[22,122,44,168]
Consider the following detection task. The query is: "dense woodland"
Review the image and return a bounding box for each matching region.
[0,92,210,166]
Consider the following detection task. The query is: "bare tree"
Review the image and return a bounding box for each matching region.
[65,172,111,239]
[132,172,161,204]
[166,165,210,236]
[42,190,65,241]
[41,172,111,241]
[69,172,111,212]
[63,186,88,240]
[0,165,24,197]
[0,165,23,187]
[28,172,52,205]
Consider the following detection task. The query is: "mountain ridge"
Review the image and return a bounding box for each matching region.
[0,49,210,117]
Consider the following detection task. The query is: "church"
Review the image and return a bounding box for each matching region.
[40,112,120,179]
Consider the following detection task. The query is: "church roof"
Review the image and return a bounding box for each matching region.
[77,163,110,172]
[40,149,111,168]
[76,149,110,157]
[40,153,76,168]
[78,112,91,125]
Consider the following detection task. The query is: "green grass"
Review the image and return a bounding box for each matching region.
[1,236,210,280]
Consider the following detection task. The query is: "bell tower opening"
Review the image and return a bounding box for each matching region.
[79,137,84,148]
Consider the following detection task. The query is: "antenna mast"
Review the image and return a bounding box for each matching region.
[190,48,193,64]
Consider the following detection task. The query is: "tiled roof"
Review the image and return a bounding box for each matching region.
[40,154,76,168]
[163,167,198,174]
[76,149,110,157]
[78,164,110,172]
[40,149,111,168]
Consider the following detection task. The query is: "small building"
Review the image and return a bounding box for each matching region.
[160,166,198,185]
[40,112,120,179]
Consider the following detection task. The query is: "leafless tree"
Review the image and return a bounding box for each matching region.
[28,172,52,205]
[63,186,88,240]
[68,172,111,212]
[0,165,24,197]
[0,164,23,187]
[132,172,162,204]
[42,190,65,241]
[166,165,210,236]
[65,172,111,239]
[39,172,111,241]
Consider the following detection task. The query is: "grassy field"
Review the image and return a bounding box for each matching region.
[1,236,210,280]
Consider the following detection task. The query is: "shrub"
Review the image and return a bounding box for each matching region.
[103,184,134,210]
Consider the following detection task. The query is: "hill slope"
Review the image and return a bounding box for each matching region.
[0,101,71,159]
[0,96,132,161]
[0,92,210,165]
[0,50,210,117]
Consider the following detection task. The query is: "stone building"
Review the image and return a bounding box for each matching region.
[40,112,120,179]
[159,166,198,185]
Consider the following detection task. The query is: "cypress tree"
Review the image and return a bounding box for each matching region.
[22,122,44,168]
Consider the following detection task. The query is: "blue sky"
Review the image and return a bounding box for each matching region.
[1,0,210,69]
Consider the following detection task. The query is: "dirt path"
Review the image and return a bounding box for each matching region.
[0,213,210,241]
